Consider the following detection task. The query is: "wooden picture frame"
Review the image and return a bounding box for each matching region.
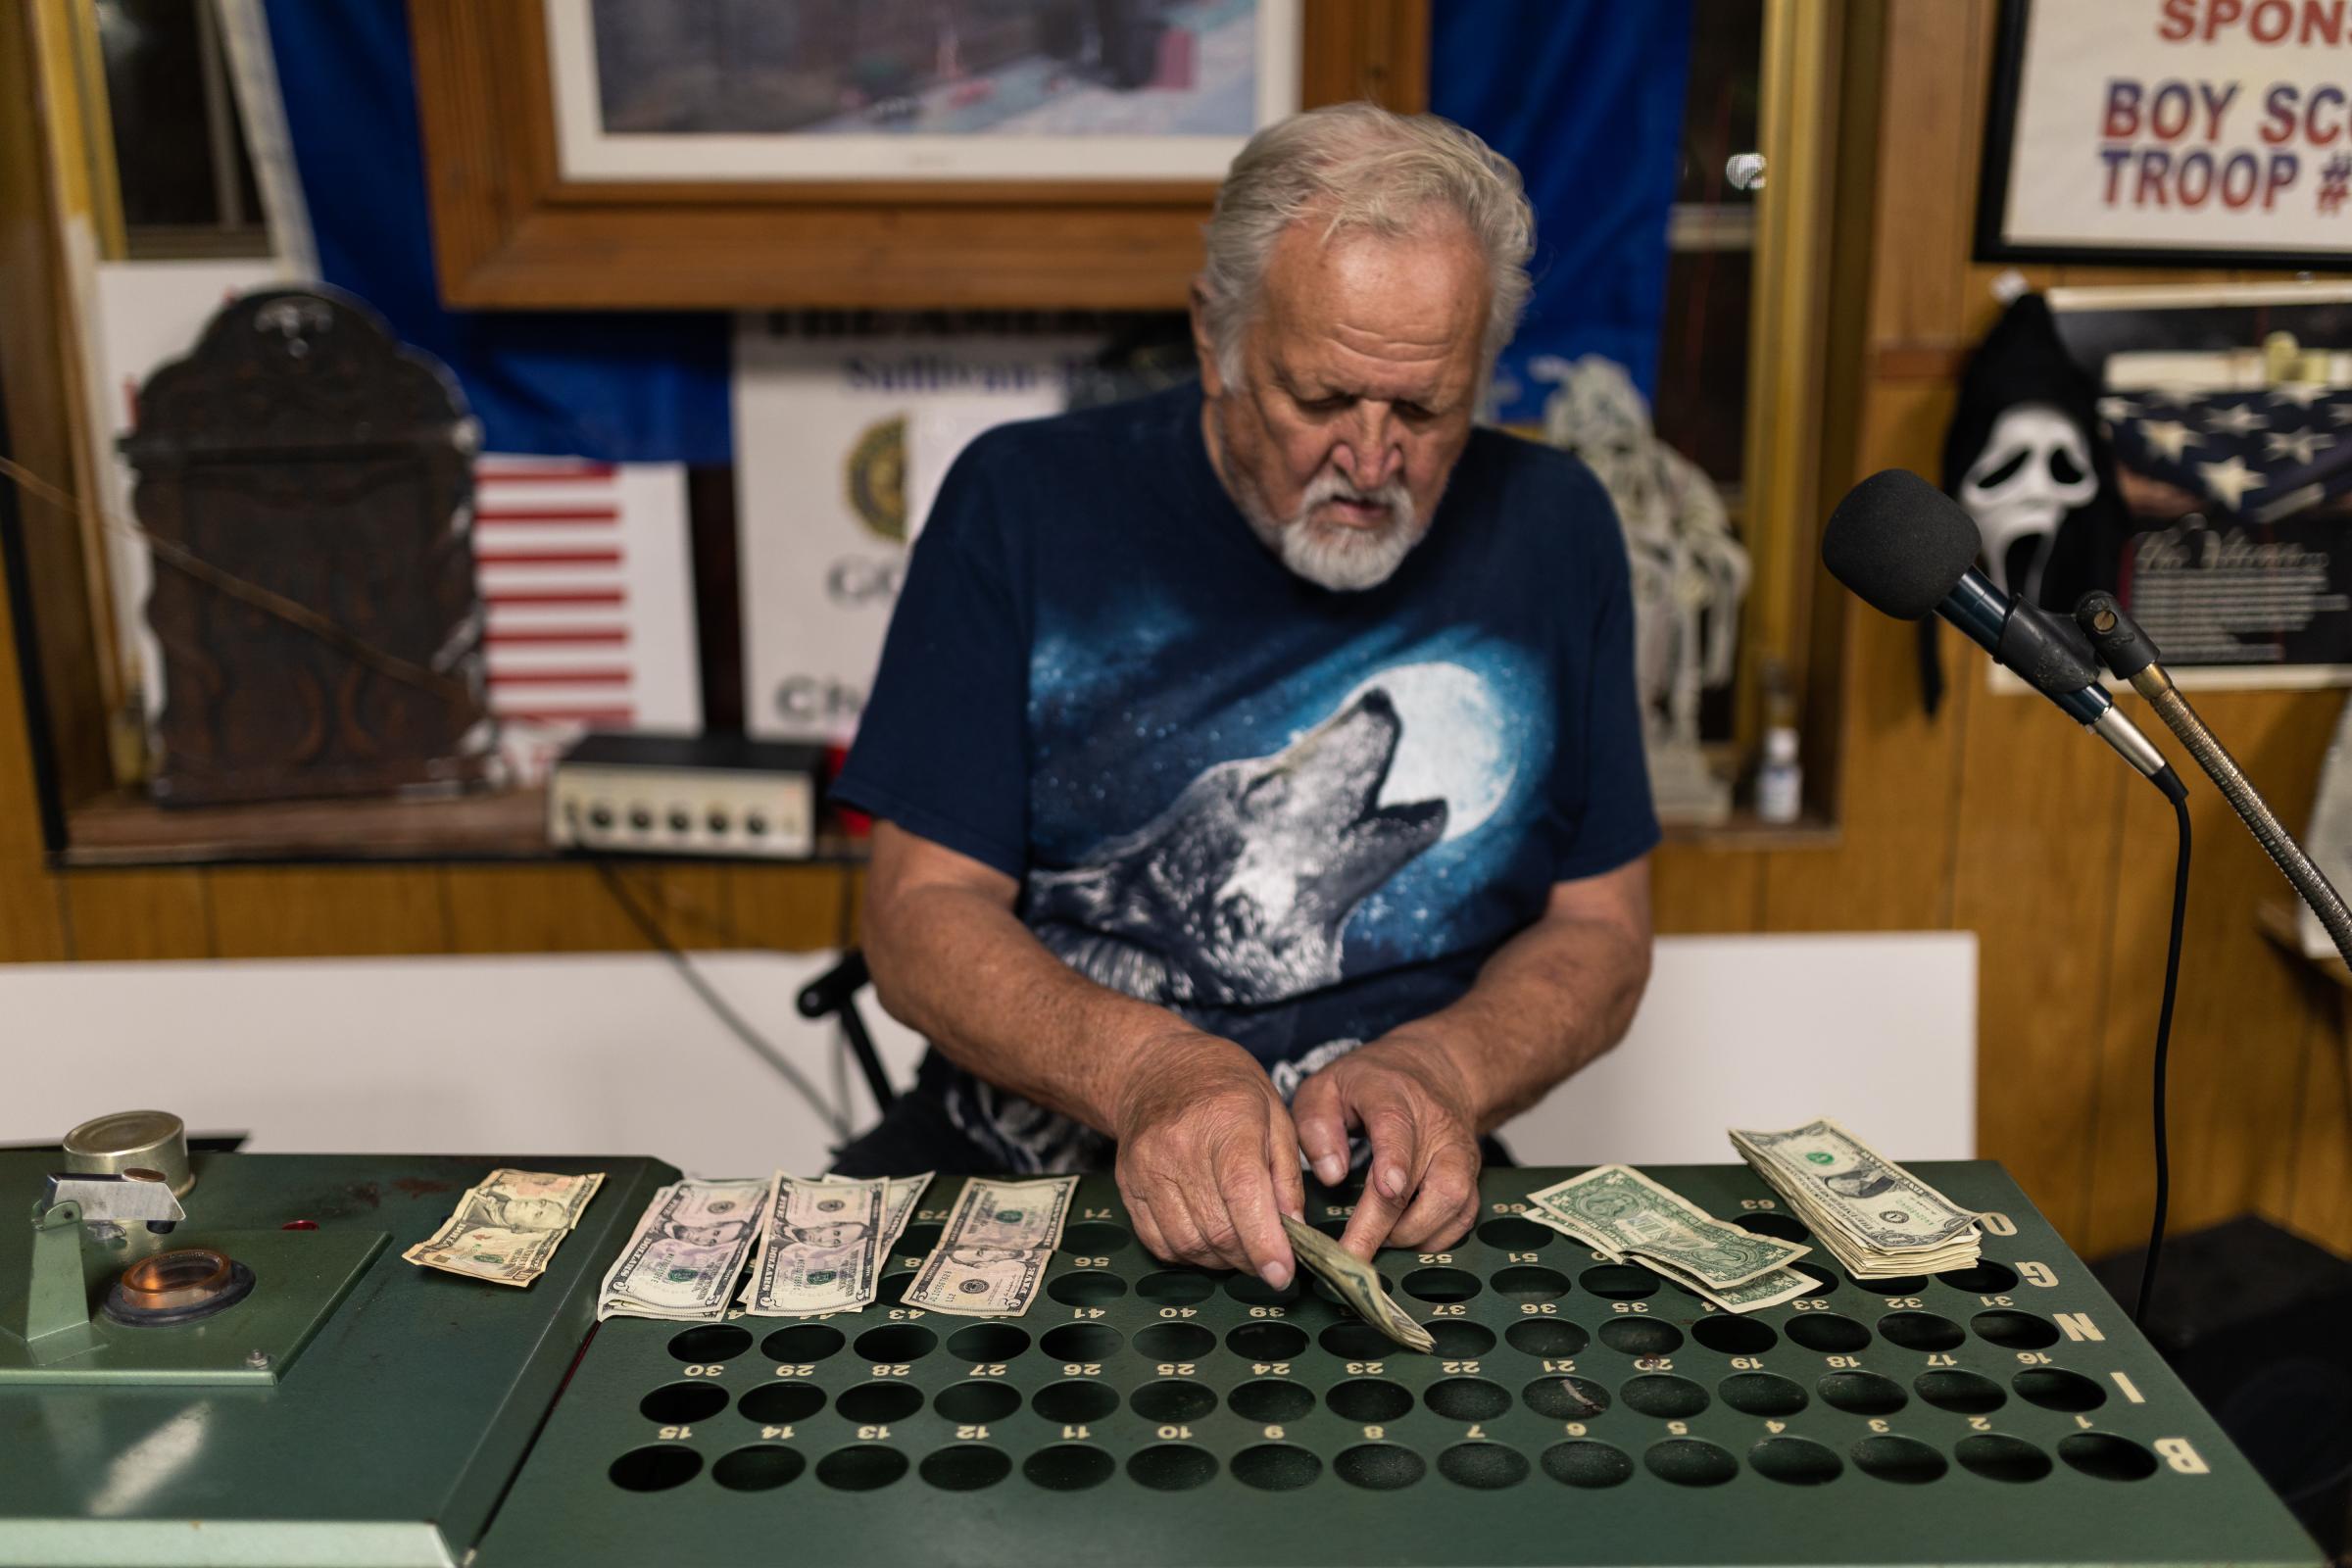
[408,0,1428,310]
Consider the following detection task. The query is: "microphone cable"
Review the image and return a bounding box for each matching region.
[2138,791,2190,1325]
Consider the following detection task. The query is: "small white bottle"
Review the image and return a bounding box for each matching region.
[1756,725,1803,824]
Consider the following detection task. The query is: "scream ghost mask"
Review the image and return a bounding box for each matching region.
[1956,402,2098,605]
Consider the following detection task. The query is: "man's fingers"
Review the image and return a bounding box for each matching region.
[1289,1072,1352,1190]
[1337,1178,1405,1261]
[1385,1141,1482,1250]
[1216,1144,1295,1290]
[1264,1103,1307,1223]
[1173,1180,1251,1272]
[1126,1184,1176,1264]
[1338,1100,1422,1258]
[1154,1185,1218,1268]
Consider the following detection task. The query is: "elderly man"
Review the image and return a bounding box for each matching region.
[830,103,1656,1288]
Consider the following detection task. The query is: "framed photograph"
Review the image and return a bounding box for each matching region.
[409,0,1424,310]
[1976,0,2352,268]
[546,0,1301,183]
[2045,280,2352,688]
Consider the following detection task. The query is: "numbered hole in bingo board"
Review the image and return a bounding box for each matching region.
[945,1324,1029,1362]
[854,1324,937,1363]
[1060,1220,1130,1254]
[667,1324,752,1364]
[1024,1445,1114,1492]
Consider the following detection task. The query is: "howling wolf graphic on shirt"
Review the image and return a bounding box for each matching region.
[1027,686,1446,1006]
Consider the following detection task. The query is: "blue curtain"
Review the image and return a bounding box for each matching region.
[1432,3,1692,424]
[260,0,731,463]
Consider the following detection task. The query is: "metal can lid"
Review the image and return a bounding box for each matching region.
[65,1109,186,1158]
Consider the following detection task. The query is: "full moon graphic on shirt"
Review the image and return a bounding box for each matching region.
[1343,662,1514,843]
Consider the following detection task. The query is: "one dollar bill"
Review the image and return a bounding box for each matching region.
[403,1167,605,1288]
[597,1176,771,1321]
[903,1175,1075,1317]
[1528,1164,1809,1289]
[1730,1118,1981,1279]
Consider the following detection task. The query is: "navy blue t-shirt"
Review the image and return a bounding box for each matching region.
[834,382,1658,1171]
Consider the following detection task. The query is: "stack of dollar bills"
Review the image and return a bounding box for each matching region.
[901,1175,1076,1318]
[404,1168,605,1288]
[1730,1118,1982,1279]
[1527,1164,1819,1313]
[739,1172,932,1318]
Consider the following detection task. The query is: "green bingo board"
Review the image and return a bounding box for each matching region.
[473,1162,2320,1568]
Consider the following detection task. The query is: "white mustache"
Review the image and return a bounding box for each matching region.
[1302,472,1409,513]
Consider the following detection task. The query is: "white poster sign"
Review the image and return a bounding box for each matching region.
[733,324,1099,744]
[1992,0,2352,258]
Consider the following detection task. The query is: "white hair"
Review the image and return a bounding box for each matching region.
[1199,102,1536,385]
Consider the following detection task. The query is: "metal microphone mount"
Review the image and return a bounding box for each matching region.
[2076,592,2352,969]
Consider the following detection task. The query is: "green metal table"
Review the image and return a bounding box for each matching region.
[479,1162,2319,1568]
[0,1154,2322,1568]
[0,1150,672,1567]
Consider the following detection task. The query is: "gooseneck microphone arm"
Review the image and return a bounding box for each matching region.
[2078,593,2352,969]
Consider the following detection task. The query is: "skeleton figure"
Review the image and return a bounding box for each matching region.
[1537,356,1748,754]
[1956,403,2096,607]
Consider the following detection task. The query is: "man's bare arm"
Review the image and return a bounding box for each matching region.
[1292,857,1653,1255]
[860,820,1306,1283]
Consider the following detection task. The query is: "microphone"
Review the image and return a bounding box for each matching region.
[1822,469,2181,797]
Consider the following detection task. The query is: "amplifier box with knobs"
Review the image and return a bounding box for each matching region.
[547,732,825,859]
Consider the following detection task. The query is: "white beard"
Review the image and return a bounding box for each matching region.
[1241,470,1428,592]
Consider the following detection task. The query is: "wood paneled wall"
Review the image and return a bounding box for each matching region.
[1644,0,2352,1260]
[0,0,2343,1260]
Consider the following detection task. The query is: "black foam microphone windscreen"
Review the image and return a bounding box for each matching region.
[1821,468,1984,620]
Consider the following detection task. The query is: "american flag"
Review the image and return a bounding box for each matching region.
[472,457,701,781]
[2103,385,2352,525]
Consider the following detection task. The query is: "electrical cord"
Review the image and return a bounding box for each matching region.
[590,855,846,1139]
[2135,791,2190,1326]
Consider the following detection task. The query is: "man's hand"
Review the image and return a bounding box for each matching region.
[1111,1032,1307,1286]
[1291,1036,1482,1259]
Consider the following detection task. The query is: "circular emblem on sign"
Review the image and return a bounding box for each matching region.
[845,415,908,544]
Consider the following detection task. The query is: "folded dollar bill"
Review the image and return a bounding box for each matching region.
[904,1175,1075,1317]
[403,1167,605,1288]
[1281,1216,1434,1352]
[1729,1118,1982,1280]
[597,1176,771,1321]
[1526,1164,1815,1315]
